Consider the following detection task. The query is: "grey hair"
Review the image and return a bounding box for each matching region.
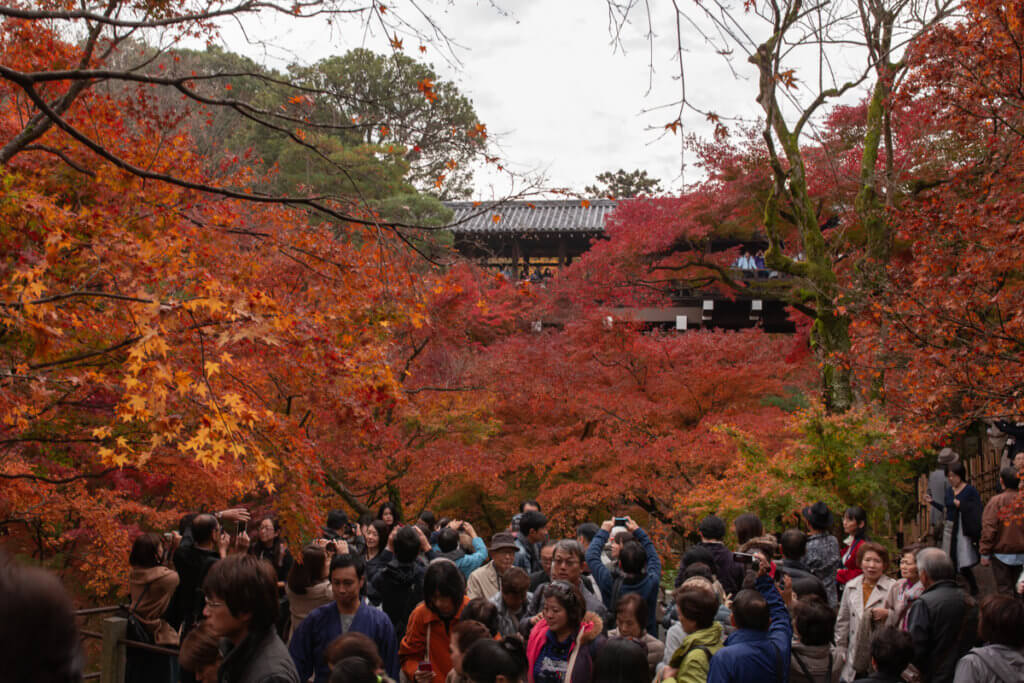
[916,547,954,583]
[553,539,584,562]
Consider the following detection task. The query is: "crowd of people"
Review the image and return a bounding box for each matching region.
[3,461,1024,683]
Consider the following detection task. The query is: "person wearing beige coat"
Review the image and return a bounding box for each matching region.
[834,542,895,683]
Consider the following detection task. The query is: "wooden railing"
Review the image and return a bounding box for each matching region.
[77,608,179,683]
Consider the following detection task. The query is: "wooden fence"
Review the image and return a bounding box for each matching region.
[77,608,178,683]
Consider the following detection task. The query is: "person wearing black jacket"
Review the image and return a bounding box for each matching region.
[529,541,555,592]
[924,462,983,595]
[369,525,436,640]
[167,513,226,636]
[675,516,744,597]
[777,529,827,598]
[906,548,978,683]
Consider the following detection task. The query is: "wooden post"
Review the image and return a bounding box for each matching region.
[558,236,567,267]
[100,616,127,683]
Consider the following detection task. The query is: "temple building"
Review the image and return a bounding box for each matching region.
[445,199,795,333]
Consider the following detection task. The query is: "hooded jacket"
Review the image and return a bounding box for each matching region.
[662,621,724,683]
[953,643,1024,683]
[370,558,426,641]
[526,611,605,683]
[128,565,180,645]
[788,641,841,683]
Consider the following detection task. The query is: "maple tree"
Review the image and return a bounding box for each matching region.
[0,0,489,593]
[847,0,1024,439]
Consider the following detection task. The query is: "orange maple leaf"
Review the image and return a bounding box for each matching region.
[581,199,591,208]
[390,34,404,50]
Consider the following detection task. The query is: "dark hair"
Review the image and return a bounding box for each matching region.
[681,562,714,583]
[393,526,421,563]
[682,546,717,575]
[978,594,1024,647]
[179,622,221,674]
[790,575,828,603]
[945,461,967,480]
[0,557,82,683]
[377,502,397,522]
[779,529,807,560]
[843,506,868,539]
[542,581,586,631]
[288,544,328,594]
[856,541,889,570]
[329,553,366,579]
[461,598,500,636]
[366,520,390,553]
[192,513,219,545]
[203,554,279,632]
[870,626,914,676]
[592,637,649,683]
[619,540,646,576]
[731,588,770,631]
[438,527,461,553]
[327,510,349,531]
[576,523,600,544]
[698,515,726,540]
[999,466,1020,491]
[612,530,633,546]
[326,632,382,668]
[329,656,378,683]
[791,596,835,646]
[462,638,528,683]
[899,542,925,559]
[615,593,648,628]
[424,559,466,610]
[129,532,164,568]
[519,510,548,536]
[250,516,286,568]
[419,510,437,532]
[733,513,764,545]
[519,500,541,513]
[675,583,719,630]
[502,567,530,595]
[453,619,492,653]
[357,513,374,528]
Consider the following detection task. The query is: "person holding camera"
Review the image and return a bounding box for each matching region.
[167,508,250,641]
[706,550,792,683]
[433,520,488,579]
[584,516,662,635]
[285,542,339,641]
[370,524,436,640]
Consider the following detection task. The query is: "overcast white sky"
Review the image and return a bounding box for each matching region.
[216,0,872,198]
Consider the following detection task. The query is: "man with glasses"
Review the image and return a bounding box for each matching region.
[200,554,300,683]
[522,539,607,634]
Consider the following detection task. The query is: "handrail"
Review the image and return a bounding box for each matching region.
[76,605,122,616]
[117,638,180,656]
